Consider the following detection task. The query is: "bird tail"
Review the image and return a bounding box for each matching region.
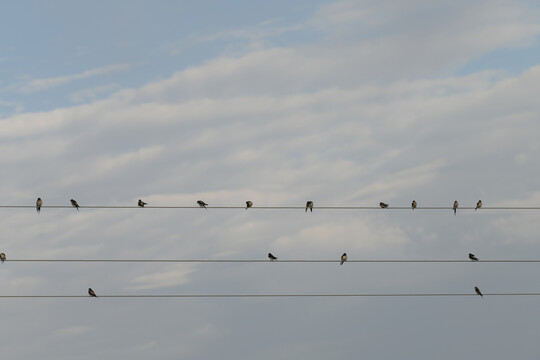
[454,208,456,215]
[340,261,344,265]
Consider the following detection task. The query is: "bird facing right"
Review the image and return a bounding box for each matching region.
[340,253,347,265]
[475,200,482,211]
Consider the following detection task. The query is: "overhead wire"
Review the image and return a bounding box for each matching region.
[3,259,540,263]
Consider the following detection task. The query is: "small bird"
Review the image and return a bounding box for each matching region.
[70,199,79,211]
[88,288,97,297]
[474,286,483,298]
[0,253,5,263]
[197,200,208,209]
[36,198,42,213]
[453,200,458,215]
[469,253,479,261]
[138,199,147,207]
[246,201,253,210]
[305,201,313,213]
[380,202,388,208]
[268,253,278,261]
[475,200,482,211]
[340,253,347,265]
[411,200,417,210]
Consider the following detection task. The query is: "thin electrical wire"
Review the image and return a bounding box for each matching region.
[4,259,540,263]
[1,205,540,210]
[0,293,539,298]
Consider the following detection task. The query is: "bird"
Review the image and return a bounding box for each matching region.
[475,200,482,211]
[411,200,417,210]
[36,198,42,213]
[340,253,347,265]
[453,200,458,215]
[305,201,313,213]
[246,201,253,210]
[197,200,208,209]
[70,199,79,211]
[88,288,97,297]
[0,253,5,263]
[138,199,147,207]
[268,253,278,261]
[380,202,388,208]
[474,286,483,298]
[469,253,479,261]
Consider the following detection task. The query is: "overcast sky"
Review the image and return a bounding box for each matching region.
[1,0,540,359]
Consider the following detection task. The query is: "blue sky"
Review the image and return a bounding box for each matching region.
[1,1,540,359]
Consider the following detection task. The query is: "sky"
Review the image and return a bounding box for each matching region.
[1,0,540,358]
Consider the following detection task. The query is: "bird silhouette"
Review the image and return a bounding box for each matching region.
[380,202,388,208]
[305,201,313,213]
[138,199,147,207]
[70,199,79,211]
[475,286,483,298]
[88,288,97,297]
[197,200,208,209]
[469,253,479,261]
[268,253,278,261]
[36,198,42,213]
[0,253,5,263]
[475,200,482,211]
[340,253,347,265]
[453,200,458,215]
[246,201,253,210]
[411,200,417,210]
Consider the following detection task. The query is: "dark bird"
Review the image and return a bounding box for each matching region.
[453,200,458,215]
[305,201,313,213]
[70,199,79,211]
[138,199,147,207]
[246,201,253,210]
[36,198,42,213]
[469,253,479,261]
[475,200,482,211]
[380,202,388,208]
[0,253,5,263]
[411,200,417,210]
[474,286,483,298]
[88,288,97,297]
[197,200,208,209]
[268,253,278,261]
[340,253,347,265]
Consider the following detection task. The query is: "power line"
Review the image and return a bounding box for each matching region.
[4,259,540,263]
[1,205,540,210]
[0,293,539,298]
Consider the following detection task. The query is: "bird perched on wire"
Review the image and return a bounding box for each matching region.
[453,200,458,215]
[36,198,42,213]
[474,286,483,298]
[0,253,5,263]
[246,201,253,210]
[411,200,417,210]
[268,253,278,261]
[197,200,208,209]
[340,253,347,265]
[380,202,388,208]
[88,288,97,297]
[305,201,313,213]
[475,200,482,211]
[70,199,80,211]
[469,253,479,261]
[138,199,147,207]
